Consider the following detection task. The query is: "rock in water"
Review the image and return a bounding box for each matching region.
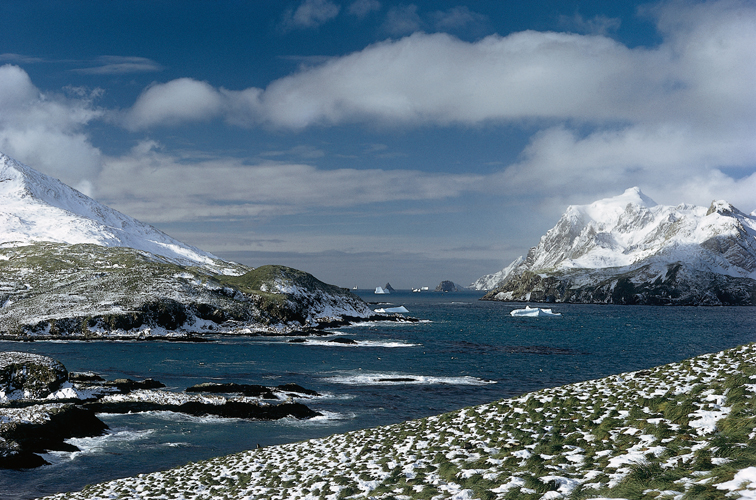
[0,352,68,400]
[0,403,108,469]
[435,281,461,292]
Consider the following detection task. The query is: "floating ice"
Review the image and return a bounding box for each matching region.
[510,306,562,317]
[374,306,409,313]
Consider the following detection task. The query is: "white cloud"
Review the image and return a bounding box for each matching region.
[96,142,487,223]
[282,0,341,30]
[114,0,756,219]
[0,64,103,195]
[125,0,754,132]
[123,78,225,129]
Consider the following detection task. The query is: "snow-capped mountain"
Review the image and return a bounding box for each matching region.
[0,152,376,337]
[0,152,228,272]
[474,188,756,305]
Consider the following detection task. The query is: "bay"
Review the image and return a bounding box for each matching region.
[2,290,755,499]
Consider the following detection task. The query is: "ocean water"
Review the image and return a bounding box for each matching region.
[2,290,756,499]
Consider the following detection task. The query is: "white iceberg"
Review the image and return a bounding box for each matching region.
[374,306,409,313]
[374,286,390,294]
[510,306,561,317]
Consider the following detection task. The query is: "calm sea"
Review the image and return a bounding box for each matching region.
[2,290,755,499]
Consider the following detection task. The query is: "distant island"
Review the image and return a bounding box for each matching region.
[470,188,756,306]
[435,280,466,292]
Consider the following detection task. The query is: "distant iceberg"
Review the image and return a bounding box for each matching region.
[375,306,409,313]
[374,287,390,294]
[510,306,561,317]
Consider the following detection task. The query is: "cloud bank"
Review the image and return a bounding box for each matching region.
[123,1,755,132]
[0,64,103,195]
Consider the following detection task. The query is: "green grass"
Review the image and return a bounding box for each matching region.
[36,342,756,500]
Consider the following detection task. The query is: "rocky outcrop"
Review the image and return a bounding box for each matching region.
[435,280,464,292]
[0,353,323,469]
[0,352,68,400]
[84,400,320,421]
[0,403,107,469]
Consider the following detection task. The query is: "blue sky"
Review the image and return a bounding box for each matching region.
[1,0,754,288]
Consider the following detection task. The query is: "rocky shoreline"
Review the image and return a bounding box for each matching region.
[0,352,323,469]
[0,313,418,342]
[41,342,756,500]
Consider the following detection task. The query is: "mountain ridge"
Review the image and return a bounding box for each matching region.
[473,188,756,305]
[0,152,377,337]
[0,152,233,274]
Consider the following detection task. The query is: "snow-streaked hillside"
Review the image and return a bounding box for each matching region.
[0,153,378,337]
[473,188,756,305]
[0,152,234,274]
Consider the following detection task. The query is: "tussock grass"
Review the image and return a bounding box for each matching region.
[43,343,756,500]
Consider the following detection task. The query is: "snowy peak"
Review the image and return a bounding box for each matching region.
[0,152,227,271]
[578,187,657,225]
[472,188,756,296]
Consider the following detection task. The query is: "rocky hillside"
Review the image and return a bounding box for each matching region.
[0,153,376,338]
[474,188,756,305]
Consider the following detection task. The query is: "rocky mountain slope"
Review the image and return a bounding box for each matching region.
[473,188,756,305]
[0,153,376,338]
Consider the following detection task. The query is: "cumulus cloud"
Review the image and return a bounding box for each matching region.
[109,0,756,216]
[0,64,103,195]
[123,78,226,129]
[124,0,755,131]
[281,0,341,30]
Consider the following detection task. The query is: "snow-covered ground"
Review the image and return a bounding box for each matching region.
[42,342,756,500]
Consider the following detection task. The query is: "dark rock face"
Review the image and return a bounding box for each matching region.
[68,371,105,382]
[186,382,278,399]
[384,283,396,292]
[482,263,756,306]
[328,337,358,345]
[435,281,461,292]
[0,352,68,399]
[84,401,320,421]
[186,381,321,398]
[103,378,166,393]
[0,404,108,469]
[1,355,323,469]
[276,383,320,396]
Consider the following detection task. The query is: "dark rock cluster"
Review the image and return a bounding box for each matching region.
[0,352,322,469]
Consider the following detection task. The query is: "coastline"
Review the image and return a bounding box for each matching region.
[41,342,756,499]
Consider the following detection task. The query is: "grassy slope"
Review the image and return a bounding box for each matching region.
[0,244,367,336]
[45,343,756,500]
